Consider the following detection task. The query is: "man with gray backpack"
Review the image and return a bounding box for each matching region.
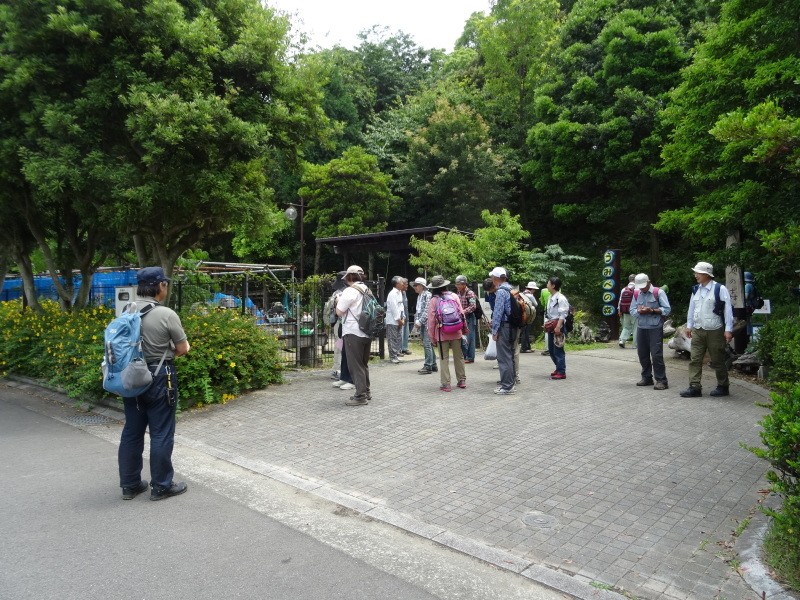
[116,267,190,501]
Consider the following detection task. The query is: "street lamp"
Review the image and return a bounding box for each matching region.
[284,197,305,280]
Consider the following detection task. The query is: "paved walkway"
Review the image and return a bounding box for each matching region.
[169,343,785,600]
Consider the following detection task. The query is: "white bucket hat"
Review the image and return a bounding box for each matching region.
[412,277,427,287]
[692,262,714,277]
[525,281,539,290]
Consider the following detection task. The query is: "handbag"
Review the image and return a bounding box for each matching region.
[544,319,558,333]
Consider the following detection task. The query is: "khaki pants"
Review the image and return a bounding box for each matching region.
[437,338,466,386]
[689,328,729,389]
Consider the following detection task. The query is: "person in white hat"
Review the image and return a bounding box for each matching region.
[489,267,517,393]
[412,277,437,374]
[335,266,372,406]
[629,273,671,390]
[679,262,734,398]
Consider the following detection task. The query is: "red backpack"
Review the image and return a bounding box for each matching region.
[619,286,635,314]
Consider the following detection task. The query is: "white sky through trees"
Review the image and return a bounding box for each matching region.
[267,0,492,50]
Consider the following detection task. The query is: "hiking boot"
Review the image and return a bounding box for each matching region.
[654,381,669,390]
[456,379,466,389]
[464,359,474,364]
[440,384,452,392]
[550,373,566,380]
[121,480,148,500]
[402,350,413,355]
[680,386,702,398]
[346,395,369,406]
[636,378,654,387]
[150,481,188,501]
[618,339,625,348]
[339,382,355,390]
[418,368,432,374]
[709,385,730,397]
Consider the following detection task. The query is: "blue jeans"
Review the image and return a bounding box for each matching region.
[118,363,179,490]
[420,324,437,370]
[401,320,409,351]
[461,313,476,361]
[548,332,566,375]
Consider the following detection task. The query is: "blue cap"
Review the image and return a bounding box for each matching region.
[743,271,754,283]
[137,267,171,285]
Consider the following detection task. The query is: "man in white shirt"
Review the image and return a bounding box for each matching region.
[385,276,406,363]
[335,265,372,406]
[680,261,735,398]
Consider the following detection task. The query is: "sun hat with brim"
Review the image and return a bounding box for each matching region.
[427,275,450,289]
[412,277,427,287]
[634,273,650,290]
[525,281,539,290]
[137,267,171,285]
[692,262,714,277]
[553,333,566,348]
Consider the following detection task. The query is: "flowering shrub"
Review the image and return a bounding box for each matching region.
[0,300,283,408]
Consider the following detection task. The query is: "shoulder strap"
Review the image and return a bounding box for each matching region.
[714,282,722,302]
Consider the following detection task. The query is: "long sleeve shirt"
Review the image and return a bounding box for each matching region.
[457,287,477,315]
[385,287,405,325]
[687,281,734,332]
[491,282,513,335]
[415,290,432,328]
[630,287,671,329]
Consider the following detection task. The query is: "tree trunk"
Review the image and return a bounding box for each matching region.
[133,234,149,267]
[12,251,43,314]
[368,252,375,282]
[314,240,321,275]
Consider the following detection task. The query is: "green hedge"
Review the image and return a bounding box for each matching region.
[749,317,800,589]
[0,300,283,408]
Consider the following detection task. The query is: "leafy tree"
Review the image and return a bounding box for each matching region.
[409,209,585,282]
[475,0,562,231]
[394,98,510,230]
[299,146,398,271]
[657,0,800,276]
[354,26,445,114]
[1,0,331,307]
[523,0,706,279]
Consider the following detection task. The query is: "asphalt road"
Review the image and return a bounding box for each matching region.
[0,384,565,600]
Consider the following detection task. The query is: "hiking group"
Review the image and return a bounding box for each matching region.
[326,259,739,406]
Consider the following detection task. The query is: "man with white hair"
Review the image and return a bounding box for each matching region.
[630,273,671,390]
[385,276,406,364]
[680,261,734,398]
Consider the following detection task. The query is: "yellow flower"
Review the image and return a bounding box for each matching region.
[229,362,236,368]
[217,354,222,360]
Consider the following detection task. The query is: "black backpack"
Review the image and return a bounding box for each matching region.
[508,289,524,327]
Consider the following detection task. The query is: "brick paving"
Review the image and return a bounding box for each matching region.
[176,344,775,600]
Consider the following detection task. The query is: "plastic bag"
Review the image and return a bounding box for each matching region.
[484,337,497,360]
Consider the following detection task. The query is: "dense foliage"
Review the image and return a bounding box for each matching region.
[751,317,800,587]
[0,300,283,408]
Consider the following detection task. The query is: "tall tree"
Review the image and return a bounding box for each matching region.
[299,146,398,272]
[394,98,510,230]
[523,2,694,279]
[0,0,330,307]
[658,0,800,279]
[475,0,562,233]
